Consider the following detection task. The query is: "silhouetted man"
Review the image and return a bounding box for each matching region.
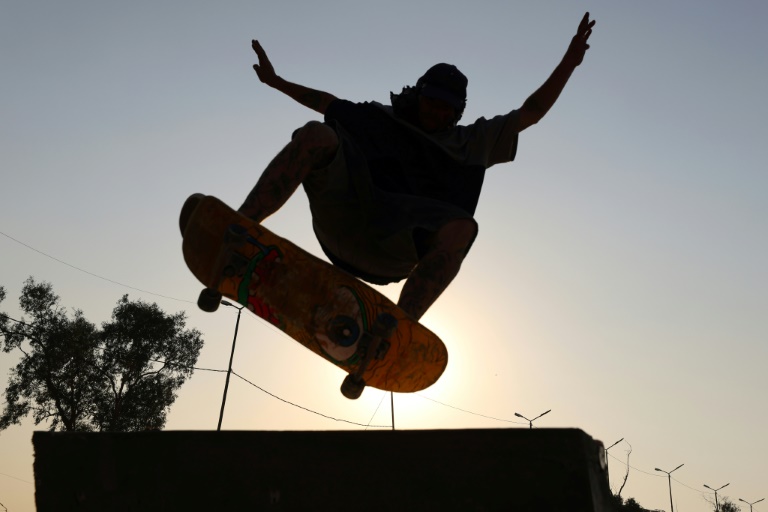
[240,13,596,320]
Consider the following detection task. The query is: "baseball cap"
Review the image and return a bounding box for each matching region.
[417,63,468,110]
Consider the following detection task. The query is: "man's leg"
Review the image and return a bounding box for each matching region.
[397,219,478,321]
[239,121,338,222]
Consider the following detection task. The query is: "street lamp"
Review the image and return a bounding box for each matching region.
[604,438,624,487]
[655,464,684,512]
[739,498,765,512]
[514,409,551,429]
[704,482,730,512]
[218,299,244,431]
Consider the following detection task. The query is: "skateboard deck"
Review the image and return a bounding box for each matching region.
[179,194,447,398]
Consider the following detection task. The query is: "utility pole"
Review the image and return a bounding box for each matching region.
[514,409,551,429]
[704,482,729,512]
[390,392,395,430]
[655,464,684,512]
[739,498,765,512]
[218,300,244,431]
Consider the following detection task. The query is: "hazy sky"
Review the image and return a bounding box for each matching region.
[2,1,767,511]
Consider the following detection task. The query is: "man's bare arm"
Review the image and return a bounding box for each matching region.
[252,40,338,115]
[517,12,595,132]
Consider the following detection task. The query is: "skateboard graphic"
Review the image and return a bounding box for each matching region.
[179,194,448,399]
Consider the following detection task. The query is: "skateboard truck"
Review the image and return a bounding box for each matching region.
[340,313,397,399]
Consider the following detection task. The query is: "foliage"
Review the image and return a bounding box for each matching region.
[715,497,741,512]
[613,495,662,512]
[0,278,204,432]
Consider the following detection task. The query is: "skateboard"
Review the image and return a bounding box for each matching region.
[179,194,448,399]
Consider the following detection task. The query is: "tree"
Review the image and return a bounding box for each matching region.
[612,495,663,512]
[622,498,647,511]
[0,279,101,431]
[705,497,741,512]
[617,441,633,498]
[0,278,204,432]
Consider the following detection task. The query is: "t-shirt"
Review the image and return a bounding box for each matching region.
[324,100,519,216]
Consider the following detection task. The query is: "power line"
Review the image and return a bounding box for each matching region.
[365,391,389,431]
[607,451,665,478]
[415,394,529,426]
[231,370,390,429]
[0,230,192,304]
[672,475,712,495]
[0,471,32,485]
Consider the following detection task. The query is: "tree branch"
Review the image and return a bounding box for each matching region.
[617,442,632,498]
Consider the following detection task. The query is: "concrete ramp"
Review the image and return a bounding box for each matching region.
[34,428,614,511]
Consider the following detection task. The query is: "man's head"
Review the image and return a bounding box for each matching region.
[415,63,468,132]
[389,63,468,132]
[417,63,468,111]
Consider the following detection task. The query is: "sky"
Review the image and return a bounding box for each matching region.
[1,1,767,510]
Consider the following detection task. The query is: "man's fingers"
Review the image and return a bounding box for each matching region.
[252,39,268,61]
[578,12,595,35]
[579,12,590,30]
[252,40,262,55]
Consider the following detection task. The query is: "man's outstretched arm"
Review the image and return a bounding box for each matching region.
[517,12,595,132]
[252,40,338,115]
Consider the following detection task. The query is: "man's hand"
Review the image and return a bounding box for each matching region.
[563,12,595,68]
[516,12,596,131]
[249,39,338,115]
[252,40,279,87]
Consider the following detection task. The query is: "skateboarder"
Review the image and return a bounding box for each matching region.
[239,13,595,321]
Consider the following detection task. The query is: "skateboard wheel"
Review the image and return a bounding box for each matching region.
[340,374,365,400]
[197,288,222,312]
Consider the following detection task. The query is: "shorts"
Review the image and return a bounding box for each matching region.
[302,122,476,285]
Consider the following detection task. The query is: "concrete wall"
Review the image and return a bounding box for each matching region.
[34,428,615,511]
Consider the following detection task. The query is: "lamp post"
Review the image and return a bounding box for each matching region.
[655,464,684,512]
[704,482,730,512]
[514,409,551,429]
[739,498,765,512]
[218,299,244,431]
[604,437,624,486]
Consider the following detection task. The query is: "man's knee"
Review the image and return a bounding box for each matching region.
[293,121,338,151]
[291,121,338,168]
